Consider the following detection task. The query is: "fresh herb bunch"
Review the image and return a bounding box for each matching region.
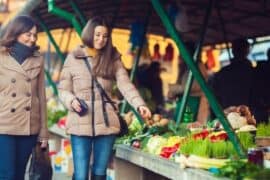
[256,123,270,137]
[178,136,196,155]
[211,141,227,159]
[192,139,211,158]
[237,132,255,151]
[216,159,263,180]
[225,142,238,158]
[47,109,67,127]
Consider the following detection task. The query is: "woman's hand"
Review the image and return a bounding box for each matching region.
[138,106,152,120]
[39,139,48,149]
[71,98,82,112]
[187,121,204,129]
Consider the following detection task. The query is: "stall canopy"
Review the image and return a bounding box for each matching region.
[26,0,270,45]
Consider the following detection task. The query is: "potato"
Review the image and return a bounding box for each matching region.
[153,114,162,122]
[159,118,169,126]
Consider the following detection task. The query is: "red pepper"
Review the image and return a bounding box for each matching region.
[192,130,209,140]
[160,143,180,158]
[209,132,228,142]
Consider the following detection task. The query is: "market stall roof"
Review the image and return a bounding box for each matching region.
[29,0,270,45]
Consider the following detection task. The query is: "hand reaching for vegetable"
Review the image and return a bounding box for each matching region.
[138,105,152,120]
[187,121,204,129]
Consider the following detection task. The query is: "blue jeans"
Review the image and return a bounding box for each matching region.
[0,134,37,180]
[71,134,116,180]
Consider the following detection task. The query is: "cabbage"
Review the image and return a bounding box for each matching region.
[146,136,167,155]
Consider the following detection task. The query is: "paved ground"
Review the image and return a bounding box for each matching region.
[25,172,72,180]
[52,172,72,180]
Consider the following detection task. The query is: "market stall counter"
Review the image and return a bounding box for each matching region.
[114,144,227,180]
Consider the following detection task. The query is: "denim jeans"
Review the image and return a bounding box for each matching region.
[0,134,37,180]
[71,134,116,180]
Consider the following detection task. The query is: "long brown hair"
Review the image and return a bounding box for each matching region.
[81,16,120,79]
[0,15,38,48]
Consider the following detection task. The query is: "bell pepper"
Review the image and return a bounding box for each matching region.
[192,129,209,140]
[160,143,180,159]
[209,132,228,142]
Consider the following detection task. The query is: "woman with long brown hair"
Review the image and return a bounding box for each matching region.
[58,16,151,180]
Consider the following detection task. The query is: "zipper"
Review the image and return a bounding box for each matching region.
[91,76,95,136]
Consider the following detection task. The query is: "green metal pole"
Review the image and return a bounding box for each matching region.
[120,38,147,115]
[151,0,246,158]
[48,0,82,35]
[175,0,213,125]
[120,8,151,115]
[34,12,62,96]
[35,13,65,64]
[44,69,58,96]
[216,2,232,61]
[69,0,87,26]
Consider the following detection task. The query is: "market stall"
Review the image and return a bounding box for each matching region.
[3,0,270,179]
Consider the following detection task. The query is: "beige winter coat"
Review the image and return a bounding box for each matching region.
[0,47,48,140]
[58,46,145,136]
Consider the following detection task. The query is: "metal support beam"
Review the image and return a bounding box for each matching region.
[48,0,82,35]
[120,5,151,115]
[175,0,213,125]
[151,0,246,158]
[216,2,232,60]
[69,0,87,26]
[35,12,65,64]
[34,12,67,96]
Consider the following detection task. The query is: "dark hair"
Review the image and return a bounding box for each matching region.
[81,16,119,78]
[0,15,38,47]
[231,39,250,58]
[267,48,270,61]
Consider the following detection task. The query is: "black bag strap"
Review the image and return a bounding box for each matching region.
[83,57,118,111]
[83,57,120,127]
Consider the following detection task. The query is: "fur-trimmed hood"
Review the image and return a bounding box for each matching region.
[71,45,121,60]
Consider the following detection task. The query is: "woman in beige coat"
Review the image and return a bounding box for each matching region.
[0,16,48,179]
[58,16,151,180]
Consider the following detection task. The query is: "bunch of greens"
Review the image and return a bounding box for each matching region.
[168,121,191,136]
[237,132,255,151]
[211,141,228,159]
[47,109,67,127]
[256,123,270,137]
[192,139,211,158]
[179,137,239,158]
[215,159,270,180]
[178,137,195,156]
[225,142,238,158]
[179,137,211,157]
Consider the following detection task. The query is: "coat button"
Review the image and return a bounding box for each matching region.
[26,92,31,97]
[10,108,16,113]
[25,106,31,111]
[11,78,16,83]
[11,93,16,97]
[26,78,31,82]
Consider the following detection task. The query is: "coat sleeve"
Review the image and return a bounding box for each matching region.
[115,60,146,110]
[58,55,76,111]
[38,59,49,140]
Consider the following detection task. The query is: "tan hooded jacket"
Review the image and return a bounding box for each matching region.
[58,46,145,136]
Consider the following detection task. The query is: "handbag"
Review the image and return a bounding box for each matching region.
[29,145,53,180]
[83,57,128,137]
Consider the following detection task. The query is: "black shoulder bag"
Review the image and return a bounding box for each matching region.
[83,57,128,137]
